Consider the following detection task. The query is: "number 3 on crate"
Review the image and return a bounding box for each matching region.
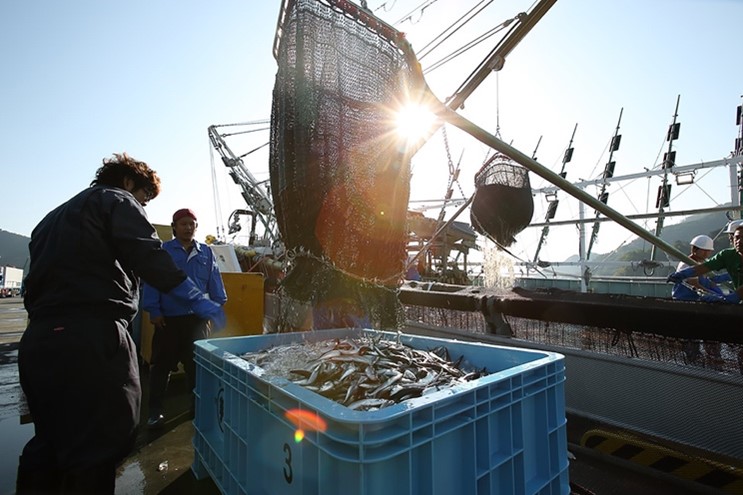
[283,442,293,484]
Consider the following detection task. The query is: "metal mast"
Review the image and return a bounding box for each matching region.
[586,109,623,260]
[532,124,577,263]
[445,0,558,111]
[650,95,681,261]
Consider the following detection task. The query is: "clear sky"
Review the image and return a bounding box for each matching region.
[2,0,742,265]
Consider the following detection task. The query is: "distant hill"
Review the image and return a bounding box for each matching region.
[611,210,730,255]
[563,210,733,276]
[0,229,30,271]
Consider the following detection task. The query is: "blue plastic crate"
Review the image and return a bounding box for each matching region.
[192,329,569,495]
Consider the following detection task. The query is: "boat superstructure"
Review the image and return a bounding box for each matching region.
[514,94,743,296]
[207,1,743,492]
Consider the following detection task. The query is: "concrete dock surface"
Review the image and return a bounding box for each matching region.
[0,298,711,495]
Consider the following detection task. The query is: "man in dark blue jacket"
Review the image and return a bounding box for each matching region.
[18,153,225,494]
[142,208,227,428]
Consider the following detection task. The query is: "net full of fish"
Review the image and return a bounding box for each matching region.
[240,334,488,412]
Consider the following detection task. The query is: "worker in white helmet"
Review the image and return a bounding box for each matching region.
[668,235,728,365]
[668,225,743,304]
[669,235,724,301]
[668,228,743,372]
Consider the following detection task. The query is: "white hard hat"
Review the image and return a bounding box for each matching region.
[690,234,714,250]
[725,219,743,233]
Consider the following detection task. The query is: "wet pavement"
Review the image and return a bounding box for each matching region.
[0,298,219,495]
[0,298,31,495]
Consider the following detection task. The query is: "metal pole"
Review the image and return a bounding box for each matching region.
[434,104,695,265]
[578,200,587,292]
[405,196,474,271]
[446,0,558,111]
[587,108,623,260]
[651,95,681,261]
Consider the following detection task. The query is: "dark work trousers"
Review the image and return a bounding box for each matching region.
[16,315,140,494]
[148,314,209,417]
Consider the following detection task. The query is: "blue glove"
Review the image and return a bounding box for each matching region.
[698,277,724,295]
[710,273,732,284]
[168,277,227,330]
[699,293,724,303]
[666,266,696,284]
[724,292,741,304]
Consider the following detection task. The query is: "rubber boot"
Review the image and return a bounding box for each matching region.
[147,364,170,427]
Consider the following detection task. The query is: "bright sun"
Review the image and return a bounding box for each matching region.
[395,104,436,142]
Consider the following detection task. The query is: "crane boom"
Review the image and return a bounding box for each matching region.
[208,124,279,245]
[446,0,558,111]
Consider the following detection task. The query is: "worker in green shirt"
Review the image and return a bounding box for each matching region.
[667,224,743,303]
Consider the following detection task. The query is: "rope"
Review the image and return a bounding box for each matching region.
[422,22,511,75]
[237,141,270,160]
[373,0,396,14]
[417,0,494,61]
[392,0,440,25]
[209,142,226,241]
[494,72,501,139]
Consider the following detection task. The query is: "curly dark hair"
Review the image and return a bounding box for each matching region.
[91,152,161,199]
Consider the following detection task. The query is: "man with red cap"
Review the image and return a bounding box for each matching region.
[141,208,227,428]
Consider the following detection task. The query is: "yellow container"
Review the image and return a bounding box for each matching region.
[140,273,265,363]
[153,223,174,242]
[215,272,265,337]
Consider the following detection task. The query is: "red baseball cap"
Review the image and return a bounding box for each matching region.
[172,208,197,223]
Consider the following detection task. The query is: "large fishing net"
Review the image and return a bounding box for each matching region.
[398,284,743,492]
[470,153,534,247]
[270,0,419,328]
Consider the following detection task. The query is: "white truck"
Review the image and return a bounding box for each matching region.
[0,266,23,298]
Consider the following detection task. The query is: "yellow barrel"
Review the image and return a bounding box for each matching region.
[214,272,265,337]
[140,272,265,363]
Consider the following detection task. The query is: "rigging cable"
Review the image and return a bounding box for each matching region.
[434,126,465,227]
[494,72,501,138]
[373,0,396,13]
[209,142,226,241]
[214,119,270,128]
[445,12,522,105]
[417,0,494,61]
[220,126,270,139]
[392,0,441,25]
[423,21,513,75]
[238,141,270,160]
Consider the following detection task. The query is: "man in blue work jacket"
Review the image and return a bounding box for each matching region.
[142,208,227,428]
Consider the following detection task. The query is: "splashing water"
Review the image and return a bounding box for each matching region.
[482,246,515,289]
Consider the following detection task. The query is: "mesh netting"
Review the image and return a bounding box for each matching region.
[403,306,743,374]
[470,154,534,246]
[270,0,418,327]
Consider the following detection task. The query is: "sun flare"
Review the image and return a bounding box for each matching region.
[395,104,436,142]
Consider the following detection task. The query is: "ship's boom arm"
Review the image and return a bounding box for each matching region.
[446,0,558,110]
[208,125,278,242]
